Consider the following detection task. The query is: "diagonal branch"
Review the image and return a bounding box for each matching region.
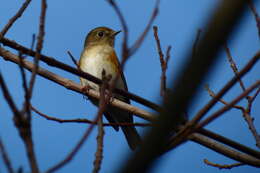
[0,0,32,38]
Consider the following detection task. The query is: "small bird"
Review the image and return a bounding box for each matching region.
[79,26,141,150]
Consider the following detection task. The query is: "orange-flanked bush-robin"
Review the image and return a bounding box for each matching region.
[79,26,141,150]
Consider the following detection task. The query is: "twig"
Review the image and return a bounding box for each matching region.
[128,0,160,57]
[26,0,47,117]
[204,84,244,110]
[224,43,260,148]
[107,0,129,61]
[45,118,98,173]
[107,0,160,69]
[242,110,260,148]
[30,34,36,51]
[31,105,151,127]
[93,115,104,173]
[92,71,109,173]
[224,43,247,92]
[153,26,171,97]
[0,138,14,173]
[67,51,79,68]
[192,29,202,58]
[0,0,32,37]
[204,159,244,169]
[197,81,260,128]
[247,0,260,39]
[0,72,20,117]
[205,83,260,148]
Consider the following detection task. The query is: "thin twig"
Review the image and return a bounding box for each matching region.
[204,84,244,110]
[107,0,129,61]
[197,81,260,128]
[242,110,260,148]
[107,0,160,69]
[204,159,244,169]
[31,105,151,127]
[26,0,47,116]
[92,71,109,173]
[128,0,160,57]
[0,0,32,37]
[153,26,171,97]
[192,29,202,58]
[224,43,247,92]
[67,51,79,68]
[0,72,20,117]
[0,138,14,173]
[247,0,260,39]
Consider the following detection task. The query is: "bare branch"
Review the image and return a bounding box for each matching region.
[247,0,260,39]
[0,0,31,37]
[165,51,260,154]
[192,29,202,58]
[197,81,260,128]
[31,105,151,127]
[189,133,260,167]
[26,0,47,117]
[224,43,247,92]
[153,26,172,97]
[128,0,160,57]
[0,72,20,117]
[204,84,244,110]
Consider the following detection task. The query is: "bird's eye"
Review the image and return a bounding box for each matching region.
[98,31,104,37]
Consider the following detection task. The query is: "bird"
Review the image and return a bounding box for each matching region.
[79,26,141,150]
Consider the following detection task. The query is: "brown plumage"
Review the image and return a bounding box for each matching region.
[79,26,141,150]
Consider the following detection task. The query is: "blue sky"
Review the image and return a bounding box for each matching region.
[0,0,260,172]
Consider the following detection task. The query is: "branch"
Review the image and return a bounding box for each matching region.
[247,0,260,39]
[0,0,31,37]
[153,26,172,97]
[204,159,244,169]
[165,51,260,153]
[107,0,159,68]
[0,47,156,122]
[2,46,260,165]
[31,105,151,127]
[25,0,47,118]
[190,133,260,167]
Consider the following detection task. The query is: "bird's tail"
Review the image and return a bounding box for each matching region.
[121,126,141,150]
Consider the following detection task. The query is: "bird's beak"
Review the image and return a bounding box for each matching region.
[112,30,121,37]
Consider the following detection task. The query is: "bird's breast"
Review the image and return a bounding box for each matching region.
[79,45,124,90]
